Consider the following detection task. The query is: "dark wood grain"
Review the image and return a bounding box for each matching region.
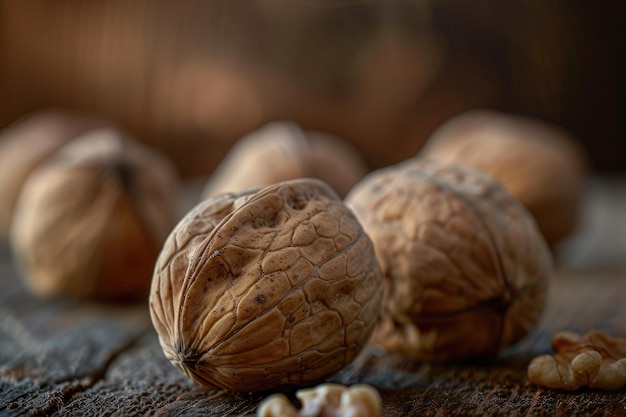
[1,180,626,417]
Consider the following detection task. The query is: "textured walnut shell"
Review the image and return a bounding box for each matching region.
[201,122,369,199]
[345,158,553,360]
[0,110,104,238]
[10,128,180,301]
[420,110,588,246]
[150,178,383,392]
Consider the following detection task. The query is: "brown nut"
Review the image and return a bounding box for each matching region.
[201,122,369,199]
[528,331,626,390]
[10,128,180,301]
[345,158,553,360]
[150,178,383,392]
[0,110,104,238]
[420,110,588,246]
[258,383,382,417]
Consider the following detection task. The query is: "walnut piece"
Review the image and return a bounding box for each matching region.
[149,178,383,391]
[528,331,626,390]
[201,122,368,199]
[10,128,180,301]
[420,110,588,246]
[258,383,382,417]
[345,158,553,360]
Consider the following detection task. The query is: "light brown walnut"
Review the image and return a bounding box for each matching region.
[258,383,381,417]
[345,158,553,360]
[0,110,105,238]
[10,128,180,301]
[528,331,626,390]
[419,110,588,246]
[149,178,383,392]
[201,122,369,199]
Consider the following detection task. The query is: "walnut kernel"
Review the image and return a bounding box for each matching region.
[150,178,383,391]
[528,331,626,390]
[258,383,382,417]
[345,158,553,360]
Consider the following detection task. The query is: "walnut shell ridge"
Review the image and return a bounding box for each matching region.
[150,178,383,392]
[345,158,553,360]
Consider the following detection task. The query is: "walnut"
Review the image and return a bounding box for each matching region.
[345,158,553,360]
[528,331,626,390]
[258,383,382,417]
[149,178,383,391]
[419,110,588,246]
[0,110,104,238]
[201,122,369,199]
[10,128,180,301]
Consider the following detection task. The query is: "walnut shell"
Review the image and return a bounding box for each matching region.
[10,128,180,301]
[0,110,104,238]
[201,122,369,199]
[345,158,553,360]
[420,110,588,246]
[150,178,383,392]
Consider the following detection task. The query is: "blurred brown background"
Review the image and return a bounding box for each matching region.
[1,0,624,177]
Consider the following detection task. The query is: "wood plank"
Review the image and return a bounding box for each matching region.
[1,181,626,416]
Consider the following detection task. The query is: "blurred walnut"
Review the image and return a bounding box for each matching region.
[420,110,588,246]
[345,158,553,360]
[528,331,626,390]
[201,122,369,199]
[0,110,104,238]
[258,383,381,417]
[10,128,180,301]
[150,178,382,392]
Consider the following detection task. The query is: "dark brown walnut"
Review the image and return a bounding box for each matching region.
[10,128,180,301]
[0,109,105,238]
[201,122,369,199]
[345,158,553,360]
[420,110,588,246]
[150,178,383,392]
[528,331,626,390]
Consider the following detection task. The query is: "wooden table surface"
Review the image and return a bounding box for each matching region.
[1,177,625,417]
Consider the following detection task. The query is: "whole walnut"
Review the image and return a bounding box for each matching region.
[0,110,105,238]
[345,158,553,360]
[150,178,383,392]
[420,110,588,246]
[201,122,369,199]
[10,128,180,301]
